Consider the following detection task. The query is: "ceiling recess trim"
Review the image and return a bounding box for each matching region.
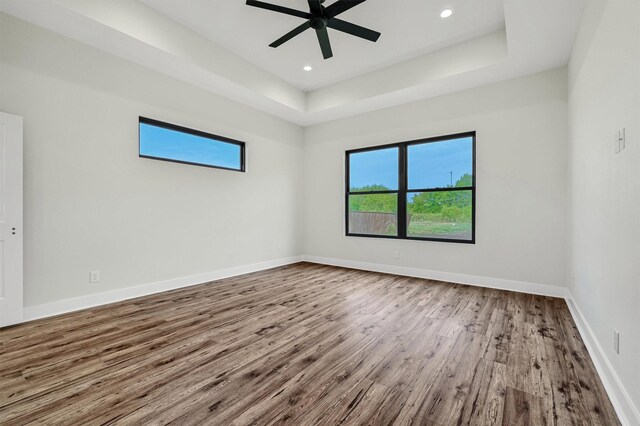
[0,0,585,126]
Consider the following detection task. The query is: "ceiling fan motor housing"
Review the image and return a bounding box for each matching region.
[310,16,327,30]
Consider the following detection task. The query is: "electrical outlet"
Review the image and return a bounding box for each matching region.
[394,251,400,259]
[89,270,100,283]
[613,329,620,354]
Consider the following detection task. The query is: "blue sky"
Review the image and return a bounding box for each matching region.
[349,137,472,190]
[140,123,241,169]
[349,147,399,190]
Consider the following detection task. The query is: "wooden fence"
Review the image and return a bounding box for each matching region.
[349,211,404,235]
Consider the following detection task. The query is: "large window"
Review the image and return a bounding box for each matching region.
[139,117,245,171]
[346,132,475,243]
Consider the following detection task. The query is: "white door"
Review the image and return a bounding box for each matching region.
[0,112,23,328]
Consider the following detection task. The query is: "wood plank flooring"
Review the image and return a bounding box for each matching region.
[0,262,620,425]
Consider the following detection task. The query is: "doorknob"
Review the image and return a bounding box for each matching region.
[11,227,15,235]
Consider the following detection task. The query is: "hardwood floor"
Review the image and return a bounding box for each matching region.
[0,262,619,425]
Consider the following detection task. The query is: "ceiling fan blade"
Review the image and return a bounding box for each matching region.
[269,21,312,47]
[316,27,333,59]
[327,18,380,42]
[324,0,366,19]
[246,0,311,19]
[307,0,323,15]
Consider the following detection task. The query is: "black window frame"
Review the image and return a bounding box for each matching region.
[345,131,476,244]
[138,116,246,172]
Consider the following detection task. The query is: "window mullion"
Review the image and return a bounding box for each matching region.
[398,144,407,239]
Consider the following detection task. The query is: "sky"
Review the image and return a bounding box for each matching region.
[139,122,241,169]
[349,137,473,190]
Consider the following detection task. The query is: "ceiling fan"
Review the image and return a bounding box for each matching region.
[246,0,381,60]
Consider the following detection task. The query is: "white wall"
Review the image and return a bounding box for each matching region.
[303,68,568,289]
[0,14,304,307]
[568,0,640,421]
[1,4,637,421]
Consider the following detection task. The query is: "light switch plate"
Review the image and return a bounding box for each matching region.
[616,128,626,154]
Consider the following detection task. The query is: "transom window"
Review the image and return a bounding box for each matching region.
[345,132,476,243]
[139,117,245,172]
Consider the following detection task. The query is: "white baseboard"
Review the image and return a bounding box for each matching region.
[565,294,640,426]
[303,255,637,425]
[19,254,637,425]
[23,256,305,322]
[22,255,565,323]
[302,255,567,298]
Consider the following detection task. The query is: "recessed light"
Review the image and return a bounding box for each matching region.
[303,65,313,71]
[440,8,453,18]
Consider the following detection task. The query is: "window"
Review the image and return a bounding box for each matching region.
[346,132,475,243]
[139,117,245,171]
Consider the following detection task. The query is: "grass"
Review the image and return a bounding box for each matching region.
[408,220,472,237]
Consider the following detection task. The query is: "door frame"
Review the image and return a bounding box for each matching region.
[0,111,24,328]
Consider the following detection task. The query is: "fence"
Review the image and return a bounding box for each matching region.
[348,211,407,235]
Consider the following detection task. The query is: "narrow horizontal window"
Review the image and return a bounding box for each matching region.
[346,132,475,243]
[139,117,245,171]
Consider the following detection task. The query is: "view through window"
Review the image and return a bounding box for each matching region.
[139,117,245,171]
[346,132,475,243]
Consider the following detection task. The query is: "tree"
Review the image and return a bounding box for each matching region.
[349,185,396,213]
[454,173,472,188]
[407,173,472,222]
[349,173,472,222]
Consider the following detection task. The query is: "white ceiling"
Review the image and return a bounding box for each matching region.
[0,0,586,126]
[141,0,506,91]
